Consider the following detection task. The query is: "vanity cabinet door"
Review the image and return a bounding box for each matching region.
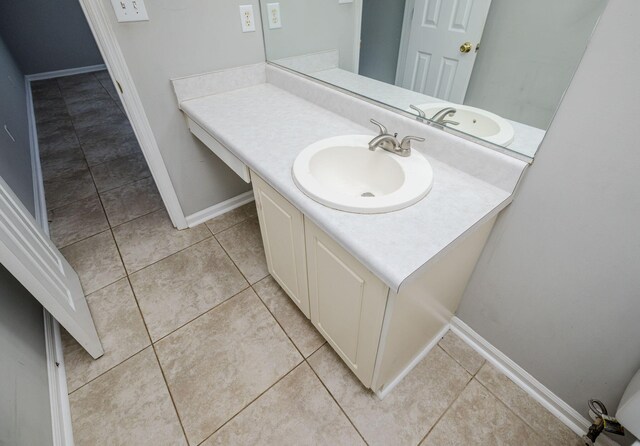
[251,171,310,317]
[304,219,389,388]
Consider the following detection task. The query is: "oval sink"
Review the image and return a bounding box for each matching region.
[414,103,515,147]
[292,135,433,213]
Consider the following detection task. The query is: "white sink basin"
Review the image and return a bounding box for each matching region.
[414,103,515,147]
[292,135,433,213]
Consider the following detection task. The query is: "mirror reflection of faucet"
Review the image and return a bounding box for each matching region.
[430,107,460,126]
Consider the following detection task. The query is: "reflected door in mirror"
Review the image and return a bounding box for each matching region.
[399,0,492,103]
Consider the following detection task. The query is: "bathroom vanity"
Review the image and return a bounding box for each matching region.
[172,63,527,396]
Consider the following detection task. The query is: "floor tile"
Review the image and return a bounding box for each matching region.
[68,99,125,131]
[44,168,97,210]
[69,347,187,446]
[154,288,302,445]
[308,345,470,446]
[31,79,61,101]
[76,119,141,166]
[60,230,126,294]
[35,115,75,140]
[48,194,109,248]
[59,73,111,106]
[253,276,325,357]
[40,149,87,182]
[37,126,80,158]
[421,379,543,446]
[90,152,149,192]
[130,237,248,341]
[34,98,69,124]
[438,331,485,375]
[476,363,583,446]
[216,217,268,284]
[112,209,211,273]
[100,176,164,227]
[204,202,257,234]
[202,363,364,446]
[61,278,150,393]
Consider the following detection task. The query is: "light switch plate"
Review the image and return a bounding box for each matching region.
[110,0,149,22]
[338,0,354,3]
[239,5,256,32]
[266,3,282,29]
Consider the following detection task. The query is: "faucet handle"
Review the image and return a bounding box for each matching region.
[370,119,388,135]
[400,135,425,150]
[409,105,426,119]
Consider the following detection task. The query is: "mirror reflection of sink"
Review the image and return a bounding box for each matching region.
[413,103,515,147]
[292,135,433,214]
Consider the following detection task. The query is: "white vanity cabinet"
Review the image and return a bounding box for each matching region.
[251,172,310,317]
[305,219,389,387]
[250,169,495,396]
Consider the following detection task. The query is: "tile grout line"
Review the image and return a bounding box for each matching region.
[149,343,191,445]
[194,362,307,446]
[304,358,371,445]
[472,377,559,446]
[416,364,475,446]
[248,279,368,445]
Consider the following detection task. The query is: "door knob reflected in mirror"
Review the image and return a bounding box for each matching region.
[459,42,472,53]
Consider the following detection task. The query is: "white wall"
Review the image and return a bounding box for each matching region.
[0,38,53,446]
[464,0,607,129]
[261,0,358,72]
[0,0,103,74]
[98,0,266,216]
[458,0,640,426]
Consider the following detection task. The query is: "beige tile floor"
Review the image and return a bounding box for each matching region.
[33,74,584,446]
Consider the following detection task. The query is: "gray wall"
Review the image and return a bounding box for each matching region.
[0,38,35,214]
[0,0,103,74]
[464,0,607,129]
[0,38,53,446]
[262,0,358,72]
[99,0,266,215]
[358,0,405,84]
[458,0,640,427]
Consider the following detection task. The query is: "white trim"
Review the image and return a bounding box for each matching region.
[185,191,254,228]
[25,79,47,227]
[24,64,107,82]
[44,311,74,446]
[450,317,619,446]
[374,323,450,400]
[352,0,363,73]
[77,0,189,229]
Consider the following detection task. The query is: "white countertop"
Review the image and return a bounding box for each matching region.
[180,81,516,292]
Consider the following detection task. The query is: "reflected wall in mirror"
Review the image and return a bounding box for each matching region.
[260,0,607,158]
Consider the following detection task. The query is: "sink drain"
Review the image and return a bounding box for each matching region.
[361,192,375,197]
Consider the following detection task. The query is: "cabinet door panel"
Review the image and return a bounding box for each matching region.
[305,219,388,387]
[251,172,309,317]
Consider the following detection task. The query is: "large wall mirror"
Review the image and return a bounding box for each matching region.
[259,0,607,159]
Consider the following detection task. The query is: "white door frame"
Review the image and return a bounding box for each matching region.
[76,0,188,229]
[352,0,363,73]
[395,0,416,86]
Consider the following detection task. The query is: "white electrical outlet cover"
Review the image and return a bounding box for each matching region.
[239,5,256,32]
[338,0,354,3]
[110,0,149,22]
[266,3,282,29]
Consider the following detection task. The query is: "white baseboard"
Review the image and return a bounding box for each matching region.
[44,311,74,446]
[375,324,450,400]
[25,78,48,228]
[25,64,107,82]
[185,191,254,228]
[450,317,619,446]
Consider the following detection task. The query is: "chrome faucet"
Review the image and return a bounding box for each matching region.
[368,119,424,157]
[430,107,460,126]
